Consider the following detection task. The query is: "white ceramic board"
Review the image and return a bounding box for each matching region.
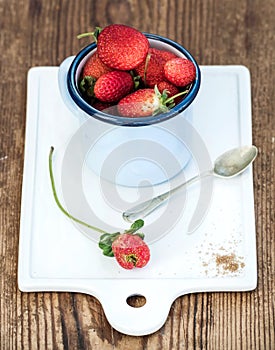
[18,65,257,336]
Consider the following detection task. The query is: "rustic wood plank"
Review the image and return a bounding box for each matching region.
[0,0,274,349]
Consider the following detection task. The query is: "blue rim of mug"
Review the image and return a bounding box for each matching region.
[67,33,201,126]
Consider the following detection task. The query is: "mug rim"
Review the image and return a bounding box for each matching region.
[67,33,201,126]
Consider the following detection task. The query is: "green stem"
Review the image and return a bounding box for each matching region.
[165,89,189,105]
[77,32,95,39]
[49,147,108,234]
[77,27,102,42]
[143,53,151,87]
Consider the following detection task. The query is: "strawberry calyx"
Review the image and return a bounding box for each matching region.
[130,71,141,90]
[79,76,96,99]
[124,218,144,235]
[98,232,120,257]
[152,85,189,115]
[77,27,102,42]
[98,219,145,257]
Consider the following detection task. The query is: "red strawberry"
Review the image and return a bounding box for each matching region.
[157,80,180,97]
[97,24,149,70]
[135,48,165,87]
[92,100,117,115]
[82,51,113,79]
[97,219,149,269]
[118,88,161,117]
[94,71,134,103]
[149,48,178,62]
[164,57,196,87]
[118,87,189,117]
[157,81,184,105]
[112,233,150,269]
[118,88,173,117]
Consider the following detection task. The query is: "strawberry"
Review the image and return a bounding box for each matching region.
[118,88,161,117]
[135,48,165,87]
[157,80,185,105]
[157,80,180,97]
[77,25,198,115]
[94,70,134,103]
[92,100,118,115]
[98,219,150,269]
[164,57,196,87]
[118,86,189,117]
[149,48,178,62]
[49,147,150,270]
[82,51,113,80]
[112,233,150,269]
[97,24,149,70]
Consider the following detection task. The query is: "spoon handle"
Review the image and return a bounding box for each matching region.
[122,171,212,222]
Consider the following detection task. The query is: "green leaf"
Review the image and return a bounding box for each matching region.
[98,232,120,257]
[79,76,96,97]
[92,27,103,42]
[102,245,115,257]
[134,75,141,90]
[99,232,120,245]
[134,232,145,240]
[125,219,144,234]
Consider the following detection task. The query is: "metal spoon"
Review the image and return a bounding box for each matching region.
[122,145,258,223]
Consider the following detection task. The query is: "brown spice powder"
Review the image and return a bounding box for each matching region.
[215,253,245,273]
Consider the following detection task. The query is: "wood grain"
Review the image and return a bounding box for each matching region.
[0,0,274,349]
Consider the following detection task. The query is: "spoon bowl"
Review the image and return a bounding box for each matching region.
[213,145,258,178]
[122,145,258,222]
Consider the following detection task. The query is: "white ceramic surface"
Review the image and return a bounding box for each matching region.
[18,65,257,336]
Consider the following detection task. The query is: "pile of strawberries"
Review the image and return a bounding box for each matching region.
[78,24,196,118]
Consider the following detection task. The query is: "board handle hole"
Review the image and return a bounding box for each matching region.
[126,294,146,308]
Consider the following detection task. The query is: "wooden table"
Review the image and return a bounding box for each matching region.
[0,0,274,348]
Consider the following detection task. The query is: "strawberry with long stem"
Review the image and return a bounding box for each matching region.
[49,147,150,269]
